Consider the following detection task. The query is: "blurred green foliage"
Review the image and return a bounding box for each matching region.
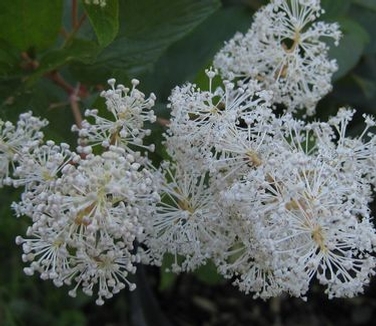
[1,0,376,325]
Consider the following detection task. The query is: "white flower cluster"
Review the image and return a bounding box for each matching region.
[1,80,159,305]
[0,112,47,186]
[140,0,375,301]
[73,78,156,155]
[213,0,341,115]
[143,69,376,299]
[2,0,376,305]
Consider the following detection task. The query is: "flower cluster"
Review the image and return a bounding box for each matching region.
[145,70,376,299]
[2,0,376,305]
[0,112,47,186]
[139,0,374,301]
[2,80,159,305]
[73,78,156,155]
[213,0,341,115]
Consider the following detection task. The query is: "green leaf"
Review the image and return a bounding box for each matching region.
[140,5,252,100]
[321,0,351,19]
[330,18,369,80]
[158,254,178,291]
[56,310,86,326]
[70,0,221,83]
[159,268,177,292]
[352,0,376,11]
[26,39,101,86]
[0,78,77,146]
[0,40,21,76]
[193,260,223,285]
[0,0,63,51]
[352,75,376,100]
[350,4,376,54]
[83,0,119,47]
[333,55,376,115]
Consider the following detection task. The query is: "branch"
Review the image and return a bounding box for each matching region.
[44,71,87,129]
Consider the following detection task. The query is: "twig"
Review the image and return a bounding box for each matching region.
[44,71,86,129]
[70,84,83,129]
[45,70,75,94]
[72,0,78,29]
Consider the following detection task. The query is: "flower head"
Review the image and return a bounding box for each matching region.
[143,163,225,272]
[0,112,47,185]
[166,70,272,173]
[214,0,341,115]
[74,79,156,155]
[16,148,160,304]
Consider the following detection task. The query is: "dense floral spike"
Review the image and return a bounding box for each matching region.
[214,0,341,115]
